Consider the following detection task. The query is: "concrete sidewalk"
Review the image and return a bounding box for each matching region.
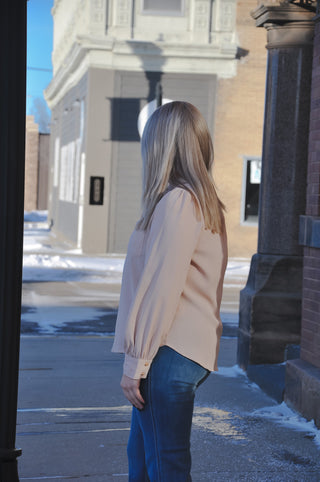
[17,335,320,481]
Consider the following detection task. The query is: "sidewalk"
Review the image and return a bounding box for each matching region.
[17,334,320,481]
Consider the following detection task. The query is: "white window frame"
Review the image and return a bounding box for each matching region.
[240,156,261,226]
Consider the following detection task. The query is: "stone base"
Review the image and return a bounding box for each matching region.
[238,253,302,368]
[285,359,320,429]
[247,363,286,403]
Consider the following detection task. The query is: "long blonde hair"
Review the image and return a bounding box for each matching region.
[138,101,225,233]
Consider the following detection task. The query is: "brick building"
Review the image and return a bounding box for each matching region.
[214,0,266,256]
[25,116,49,212]
[286,10,320,428]
[45,0,267,256]
[234,0,320,428]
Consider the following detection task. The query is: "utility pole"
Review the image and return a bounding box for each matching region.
[0,1,27,480]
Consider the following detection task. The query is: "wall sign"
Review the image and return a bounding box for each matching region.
[89,176,104,205]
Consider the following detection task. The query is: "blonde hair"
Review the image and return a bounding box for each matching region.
[138,101,225,233]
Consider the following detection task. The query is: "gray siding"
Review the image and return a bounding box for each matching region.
[37,133,50,210]
[48,67,217,253]
[49,73,88,244]
[108,70,217,253]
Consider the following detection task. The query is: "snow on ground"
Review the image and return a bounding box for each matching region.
[23,254,124,283]
[24,254,124,273]
[22,211,247,332]
[23,252,247,285]
[212,367,320,450]
[214,364,247,378]
[223,258,250,285]
[24,210,48,224]
[23,211,249,285]
[22,306,106,334]
[252,402,320,449]
[23,211,125,283]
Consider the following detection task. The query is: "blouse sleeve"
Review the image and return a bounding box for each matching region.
[112,188,203,379]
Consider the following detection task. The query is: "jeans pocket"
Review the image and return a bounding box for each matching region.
[153,346,209,398]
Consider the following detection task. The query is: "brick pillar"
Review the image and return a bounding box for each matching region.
[285,12,320,429]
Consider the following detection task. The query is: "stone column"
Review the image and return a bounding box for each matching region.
[238,2,315,368]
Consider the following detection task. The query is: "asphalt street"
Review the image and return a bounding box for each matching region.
[17,335,320,481]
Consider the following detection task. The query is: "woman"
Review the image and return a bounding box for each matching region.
[112,101,227,481]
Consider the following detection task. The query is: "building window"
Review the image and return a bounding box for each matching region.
[141,0,184,16]
[241,157,261,225]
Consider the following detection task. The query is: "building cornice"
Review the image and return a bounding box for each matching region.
[252,2,316,26]
[251,2,315,48]
[45,41,89,107]
[45,37,237,108]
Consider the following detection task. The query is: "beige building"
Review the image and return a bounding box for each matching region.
[214,0,267,256]
[45,0,266,256]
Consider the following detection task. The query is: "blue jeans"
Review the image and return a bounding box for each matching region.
[127,346,210,482]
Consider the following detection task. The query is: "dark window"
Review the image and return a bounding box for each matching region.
[243,158,261,224]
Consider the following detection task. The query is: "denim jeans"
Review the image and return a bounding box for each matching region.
[127,345,210,482]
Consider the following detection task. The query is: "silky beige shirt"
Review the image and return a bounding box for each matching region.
[112,187,228,379]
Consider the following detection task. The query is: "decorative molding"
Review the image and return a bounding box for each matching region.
[48,0,238,104]
[194,1,210,31]
[219,1,236,32]
[265,22,315,48]
[45,36,237,107]
[116,0,131,26]
[89,0,106,36]
[252,2,316,27]
[91,0,104,23]
[52,0,87,73]
[52,0,238,72]
[288,0,316,11]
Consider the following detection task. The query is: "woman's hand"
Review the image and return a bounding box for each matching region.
[120,374,145,410]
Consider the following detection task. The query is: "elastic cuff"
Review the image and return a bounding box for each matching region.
[123,354,153,379]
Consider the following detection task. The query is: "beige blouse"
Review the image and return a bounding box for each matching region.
[111,187,228,379]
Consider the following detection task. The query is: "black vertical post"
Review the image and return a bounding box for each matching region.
[155,81,162,108]
[0,1,27,480]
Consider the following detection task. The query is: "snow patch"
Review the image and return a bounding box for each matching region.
[23,254,125,283]
[252,402,320,449]
[24,210,48,223]
[23,254,124,272]
[23,254,124,273]
[214,365,246,378]
[22,306,105,334]
[224,258,250,279]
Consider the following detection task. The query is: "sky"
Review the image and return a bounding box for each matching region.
[27,0,54,132]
